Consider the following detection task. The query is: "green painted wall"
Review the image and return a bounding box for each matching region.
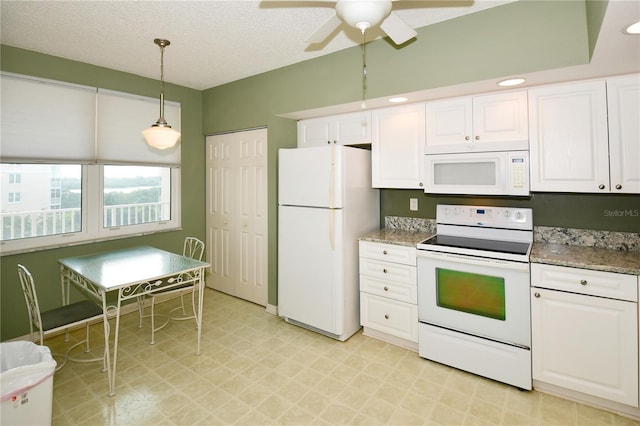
[381,190,640,231]
[0,46,204,341]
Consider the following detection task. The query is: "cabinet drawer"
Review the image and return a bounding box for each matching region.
[531,263,638,302]
[360,274,417,303]
[360,293,418,342]
[359,241,416,265]
[359,258,416,285]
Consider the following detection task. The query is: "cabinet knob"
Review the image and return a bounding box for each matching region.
[383,269,388,273]
[383,250,388,255]
[599,184,606,190]
[534,292,540,298]
[465,136,470,141]
[475,136,480,141]
[383,286,389,291]
[616,184,622,190]
[384,314,389,319]
[419,182,424,187]
[580,279,587,286]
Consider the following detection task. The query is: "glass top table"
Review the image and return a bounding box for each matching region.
[59,246,209,396]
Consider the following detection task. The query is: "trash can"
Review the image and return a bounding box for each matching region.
[0,341,57,426]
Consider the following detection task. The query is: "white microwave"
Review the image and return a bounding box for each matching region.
[424,151,529,196]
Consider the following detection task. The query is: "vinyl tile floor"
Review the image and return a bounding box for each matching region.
[44,289,639,426]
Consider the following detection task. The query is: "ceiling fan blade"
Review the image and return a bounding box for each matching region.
[305,14,342,44]
[380,11,417,45]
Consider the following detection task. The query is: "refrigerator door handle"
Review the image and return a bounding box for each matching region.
[329,144,336,209]
[328,144,336,250]
[329,209,335,250]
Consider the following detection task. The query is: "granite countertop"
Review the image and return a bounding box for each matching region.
[359,228,433,247]
[531,242,640,275]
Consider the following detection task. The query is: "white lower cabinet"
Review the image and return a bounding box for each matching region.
[531,263,639,407]
[359,241,418,350]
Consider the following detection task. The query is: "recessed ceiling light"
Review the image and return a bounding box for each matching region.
[498,78,526,87]
[625,21,640,35]
[388,96,408,103]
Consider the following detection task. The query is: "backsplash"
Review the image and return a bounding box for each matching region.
[385,216,436,234]
[385,216,639,252]
[534,226,640,252]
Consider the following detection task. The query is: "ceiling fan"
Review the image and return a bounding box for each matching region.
[306,0,418,45]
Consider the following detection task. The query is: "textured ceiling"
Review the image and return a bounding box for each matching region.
[0,0,516,90]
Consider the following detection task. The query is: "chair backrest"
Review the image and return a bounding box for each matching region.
[183,237,205,261]
[17,264,44,344]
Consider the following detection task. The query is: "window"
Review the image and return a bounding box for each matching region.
[0,163,180,254]
[8,192,21,203]
[1,73,182,254]
[1,164,81,241]
[102,165,172,228]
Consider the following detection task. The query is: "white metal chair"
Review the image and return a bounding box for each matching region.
[17,264,104,371]
[137,237,205,344]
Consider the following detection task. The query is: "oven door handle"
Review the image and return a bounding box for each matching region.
[417,250,530,272]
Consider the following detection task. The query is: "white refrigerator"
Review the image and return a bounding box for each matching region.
[278,145,380,341]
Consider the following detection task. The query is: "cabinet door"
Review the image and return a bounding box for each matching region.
[607,75,640,194]
[297,117,332,148]
[297,111,371,148]
[529,81,610,192]
[473,91,528,151]
[334,111,371,146]
[425,98,472,153]
[372,104,425,188]
[531,288,638,406]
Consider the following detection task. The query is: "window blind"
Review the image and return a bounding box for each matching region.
[97,89,181,166]
[0,73,96,163]
[1,73,182,166]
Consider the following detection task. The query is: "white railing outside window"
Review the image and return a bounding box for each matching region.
[1,201,170,241]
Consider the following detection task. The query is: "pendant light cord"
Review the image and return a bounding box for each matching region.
[159,43,165,121]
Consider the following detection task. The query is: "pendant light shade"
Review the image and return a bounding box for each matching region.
[143,38,181,150]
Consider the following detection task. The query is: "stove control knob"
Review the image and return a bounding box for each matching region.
[503,209,511,218]
[515,211,524,221]
[454,208,461,215]
[444,207,451,216]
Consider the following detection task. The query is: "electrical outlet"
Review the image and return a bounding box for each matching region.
[410,198,418,211]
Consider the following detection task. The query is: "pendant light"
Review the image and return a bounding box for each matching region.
[143,38,180,150]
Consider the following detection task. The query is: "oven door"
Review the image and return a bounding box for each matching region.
[417,250,531,348]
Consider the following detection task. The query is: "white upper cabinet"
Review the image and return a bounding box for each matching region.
[607,75,640,193]
[425,91,528,154]
[297,111,371,148]
[529,80,610,192]
[371,103,426,189]
[529,76,639,193]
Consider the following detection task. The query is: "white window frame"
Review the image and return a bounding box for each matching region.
[0,164,181,255]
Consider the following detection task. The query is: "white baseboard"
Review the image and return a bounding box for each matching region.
[265,304,278,315]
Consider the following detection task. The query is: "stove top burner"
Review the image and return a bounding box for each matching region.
[419,235,530,256]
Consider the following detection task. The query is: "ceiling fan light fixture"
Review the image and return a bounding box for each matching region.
[143,38,181,150]
[336,0,392,31]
